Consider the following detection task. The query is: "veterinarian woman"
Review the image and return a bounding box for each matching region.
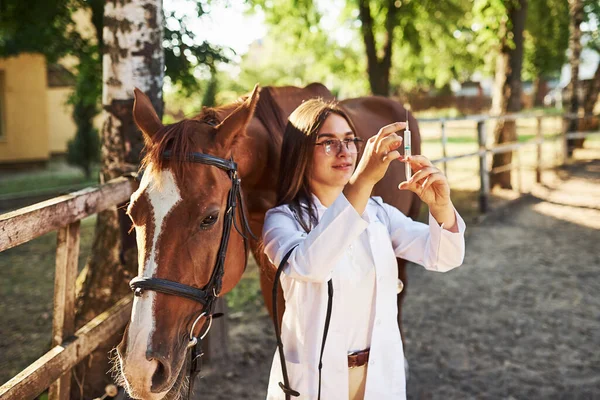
[262,99,466,400]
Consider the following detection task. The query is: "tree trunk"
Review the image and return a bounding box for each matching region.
[565,0,583,154]
[358,0,397,96]
[532,76,548,107]
[71,1,164,398]
[579,61,600,132]
[490,0,528,189]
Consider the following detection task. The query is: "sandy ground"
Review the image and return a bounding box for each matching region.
[194,158,600,400]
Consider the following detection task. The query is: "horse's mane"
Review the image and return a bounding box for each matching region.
[140,106,231,180]
[140,87,287,180]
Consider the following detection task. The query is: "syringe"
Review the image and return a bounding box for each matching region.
[404,109,412,180]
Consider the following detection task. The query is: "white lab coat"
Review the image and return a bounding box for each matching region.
[262,193,466,399]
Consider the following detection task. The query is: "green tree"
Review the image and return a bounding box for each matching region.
[470,0,528,189]
[0,0,228,175]
[202,67,219,107]
[241,0,367,97]
[524,0,569,106]
[581,0,600,121]
[565,0,584,154]
[0,0,76,61]
[250,0,475,96]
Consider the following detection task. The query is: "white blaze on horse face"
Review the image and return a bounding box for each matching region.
[123,165,182,397]
[134,165,182,278]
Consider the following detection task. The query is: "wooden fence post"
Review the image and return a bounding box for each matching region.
[477,120,489,213]
[562,115,570,165]
[440,120,448,178]
[536,116,543,183]
[49,221,80,400]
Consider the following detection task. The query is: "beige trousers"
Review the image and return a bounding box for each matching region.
[348,364,368,400]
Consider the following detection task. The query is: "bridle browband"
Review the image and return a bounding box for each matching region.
[128,148,256,399]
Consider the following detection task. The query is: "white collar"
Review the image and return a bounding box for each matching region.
[309,192,374,222]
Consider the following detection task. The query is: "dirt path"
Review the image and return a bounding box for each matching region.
[402,159,600,399]
[194,158,600,400]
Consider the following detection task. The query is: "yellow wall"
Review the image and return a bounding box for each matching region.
[0,54,49,163]
[47,87,77,154]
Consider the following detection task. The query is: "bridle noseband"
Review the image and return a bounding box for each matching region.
[128,149,256,398]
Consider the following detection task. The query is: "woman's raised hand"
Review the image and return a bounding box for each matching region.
[350,122,405,186]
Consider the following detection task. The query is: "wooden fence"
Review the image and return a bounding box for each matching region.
[0,177,136,400]
[419,112,599,213]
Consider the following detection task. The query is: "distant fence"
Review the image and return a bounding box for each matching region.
[408,94,492,114]
[419,112,599,213]
[0,177,136,400]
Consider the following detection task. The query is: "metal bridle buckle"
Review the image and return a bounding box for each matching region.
[188,312,213,348]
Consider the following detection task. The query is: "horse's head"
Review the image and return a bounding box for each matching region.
[116,86,259,399]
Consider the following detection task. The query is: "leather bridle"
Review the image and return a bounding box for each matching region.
[128,149,256,399]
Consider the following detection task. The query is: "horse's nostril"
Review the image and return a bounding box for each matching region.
[149,355,172,393]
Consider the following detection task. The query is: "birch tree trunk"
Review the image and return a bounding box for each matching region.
[71,1,164,398]
[490,0,528,189]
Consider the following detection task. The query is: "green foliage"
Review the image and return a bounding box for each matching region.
[201,70,219,107]
[582,0,600,53]
[163,2,230,96]
[470,0,512,76]
[243,0,369,97]
[523,0,569,81]
[226,275,264,313]
[66,44,102,177]
[66,118,100,178]
[0,0,80,61]
[249,0,481,95]
[0,0,232,175]
[387,0,477,92]
[232,35,368,99]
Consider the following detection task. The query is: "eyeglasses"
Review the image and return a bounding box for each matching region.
[315,138,364,156]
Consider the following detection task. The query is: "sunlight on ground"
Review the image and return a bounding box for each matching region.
[532,201,600,230]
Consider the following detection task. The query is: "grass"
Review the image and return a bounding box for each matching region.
[225,257,264,314]
[0,216,97,386]
[0,161,100,198]
[421,132,561,145]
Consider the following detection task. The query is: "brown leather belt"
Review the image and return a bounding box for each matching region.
[347,348,370,369]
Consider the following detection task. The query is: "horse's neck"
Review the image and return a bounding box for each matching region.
[252,83,335,168]
[237,84,336,213]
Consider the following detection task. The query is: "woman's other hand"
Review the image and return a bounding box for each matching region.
[398,155,458,231]
[398,155,450,207]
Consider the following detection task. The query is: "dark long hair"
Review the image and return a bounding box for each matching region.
[276,98,358,233]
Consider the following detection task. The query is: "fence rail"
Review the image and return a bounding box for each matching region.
[420,112,598,213]
[0,177,136,400]
[0,176,134,252]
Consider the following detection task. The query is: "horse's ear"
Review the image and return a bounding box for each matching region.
[133,88,163,141]
[215,84,260,148]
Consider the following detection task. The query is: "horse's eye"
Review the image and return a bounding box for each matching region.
[200,214,218,229]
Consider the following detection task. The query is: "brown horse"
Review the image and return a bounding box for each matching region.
[115,83,421,399]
